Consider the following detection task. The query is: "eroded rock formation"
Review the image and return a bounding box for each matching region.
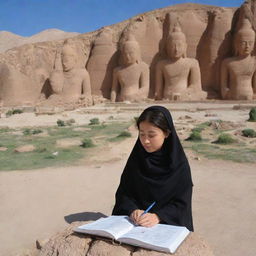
[0,1,255,108]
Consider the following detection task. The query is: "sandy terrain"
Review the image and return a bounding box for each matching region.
[0,102,256,256]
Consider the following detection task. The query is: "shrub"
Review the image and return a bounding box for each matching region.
[6,110,14,117]
[242,129,256,138]
[23,128,31,135]
[6,109,23,117]
[36,147,47,153]
[32,129,43,135]
[117,131,132,138]
[214,133,235,144]
[248,107,256,122]
[12,109,23,114]
[57,119,75,127]
[192,127,204,133]
[80,138,95,148]
[57,119,65,127]
[23,128,43,135]
[89,118,100,125]
[186,131,202,141]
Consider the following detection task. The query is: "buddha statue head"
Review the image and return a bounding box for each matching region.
[234,19,255,57]
[121,35,141,66]
[166,24,187,60]
[61,44,77,72]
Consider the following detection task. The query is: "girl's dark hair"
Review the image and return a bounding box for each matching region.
[136,109,170,134]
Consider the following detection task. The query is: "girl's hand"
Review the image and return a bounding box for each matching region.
[130,209,144,225]
[137,213,160,227]
[130,210,160,227]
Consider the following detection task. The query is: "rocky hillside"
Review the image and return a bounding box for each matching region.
[0,29,79,52]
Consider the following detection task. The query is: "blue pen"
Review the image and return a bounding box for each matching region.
[141,201,156,216]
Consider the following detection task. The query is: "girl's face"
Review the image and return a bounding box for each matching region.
[139,121,168,153]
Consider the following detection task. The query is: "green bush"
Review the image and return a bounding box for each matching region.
[57,119,66,127]
[57,119,75,127]
[36,147,47,153]
[248,107,256,122]
[23,128,43,135]
[214,133,235,144]
[192,127,204,133]
[6,109,23,117]
[80,138,95,148]
[117,131,132,138]
[32,129,43,135]
[23,128,31,135]
[242,129,256,138]
[89,118,100,125]
[6,110,14,117]
[186,131,202,141]
[12,109,23,114]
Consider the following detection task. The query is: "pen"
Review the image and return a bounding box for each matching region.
[141,201,156,216]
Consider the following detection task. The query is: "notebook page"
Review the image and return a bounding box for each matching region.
[75,216,135,240]
[118,224,189,253]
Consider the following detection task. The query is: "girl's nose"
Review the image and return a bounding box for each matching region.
[144,138,150,144]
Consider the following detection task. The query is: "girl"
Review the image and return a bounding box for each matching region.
[112,105,193,231]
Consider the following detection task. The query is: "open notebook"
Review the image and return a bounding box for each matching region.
[74,215,189,253]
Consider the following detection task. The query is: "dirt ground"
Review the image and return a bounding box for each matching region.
[0,102,255,256]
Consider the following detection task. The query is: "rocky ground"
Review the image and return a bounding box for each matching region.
[0,102,256,256]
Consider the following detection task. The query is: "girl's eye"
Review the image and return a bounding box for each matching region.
[148,135,155,139]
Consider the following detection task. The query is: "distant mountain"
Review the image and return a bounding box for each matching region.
[0,29,80,52]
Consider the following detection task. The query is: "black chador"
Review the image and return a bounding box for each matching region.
[112,106,194,231]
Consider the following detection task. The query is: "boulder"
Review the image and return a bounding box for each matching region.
[38,222,215,256]
[14,144,36,153]
[56,138,82,148]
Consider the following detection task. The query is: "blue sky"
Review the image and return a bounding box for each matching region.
[0,0,245,37]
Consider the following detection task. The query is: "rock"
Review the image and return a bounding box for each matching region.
[36,239,49,250]
[11,131,24,136]
[38,222,215,256]
[56,138,82,148]
[0,63,38,106]
[14,144,36,153]
[39,224,91,256]
[87,28,117,98]
[209,120,242,130]
[15,248,38,256]
[73,127,92,132]
[35,106,64,115]
[178,115,193,120]
[87,240,132,256]
[204,113,217,117]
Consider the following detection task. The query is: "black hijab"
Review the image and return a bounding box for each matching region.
[112,106,194,231]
